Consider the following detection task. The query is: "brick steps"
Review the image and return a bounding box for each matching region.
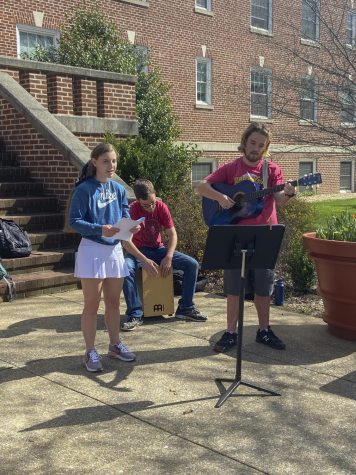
[0,269,81,300]
[0,146,80,302]
[2,249,76,275]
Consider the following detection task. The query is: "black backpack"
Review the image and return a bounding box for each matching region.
[0,218,32,259]
[173,269,208,296]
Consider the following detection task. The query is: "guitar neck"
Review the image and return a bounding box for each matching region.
[245,180,298,200]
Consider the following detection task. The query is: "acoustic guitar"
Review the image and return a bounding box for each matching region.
[202,173,322,226]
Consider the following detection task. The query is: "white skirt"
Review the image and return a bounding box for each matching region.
[74,238,129,279]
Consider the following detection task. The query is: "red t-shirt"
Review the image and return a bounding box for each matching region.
[205,157,284,225]
[130,199,174,248]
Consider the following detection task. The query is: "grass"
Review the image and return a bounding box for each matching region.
[312,199,356,226]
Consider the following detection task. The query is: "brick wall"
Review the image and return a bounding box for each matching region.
[0,0,354,193]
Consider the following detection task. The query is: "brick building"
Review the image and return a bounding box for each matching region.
[1,0,355,194]
[0,0,356,298]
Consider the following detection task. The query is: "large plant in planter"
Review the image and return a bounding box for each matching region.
[303,211,356,340]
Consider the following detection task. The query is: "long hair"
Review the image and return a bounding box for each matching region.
[238,122,271,157]
[64,142,116,232]
[75,142,115,187]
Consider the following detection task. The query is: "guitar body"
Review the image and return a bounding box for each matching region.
[201,172,322,226]
[202,181,264,226]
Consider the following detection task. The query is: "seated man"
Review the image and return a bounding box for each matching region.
[122,179,207,331]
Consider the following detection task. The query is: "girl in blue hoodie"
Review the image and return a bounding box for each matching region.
[69,143,157,372]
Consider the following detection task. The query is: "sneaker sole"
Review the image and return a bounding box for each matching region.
[175,315,207,322]
[107,352,136,362]
[121,326,138,332]
[256,339,286,350]
[84,362,103,372]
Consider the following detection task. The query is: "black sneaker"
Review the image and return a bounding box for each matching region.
[256,326,286,350]
[121,317,144,332]
[175,307,207,322]
[214,331,237,353]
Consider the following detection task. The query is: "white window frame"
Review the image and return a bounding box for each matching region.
[196,58,212,106]
[300,76,318,122]
[16,24,59,58]
[191,158,217,185]
[346,11,356,47]
[301,0,320,43]
[250,67,272,119]
[195,0,212,12]
[251,0,273,33]
[340,86,356,126]
[340,160,354,192]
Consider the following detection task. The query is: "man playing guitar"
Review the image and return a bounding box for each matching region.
[197,122,296,352]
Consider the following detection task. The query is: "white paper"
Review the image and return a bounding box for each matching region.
[111,217,145,241]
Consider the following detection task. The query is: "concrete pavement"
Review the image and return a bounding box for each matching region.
[0,290,355,474]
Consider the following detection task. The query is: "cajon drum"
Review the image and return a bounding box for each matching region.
[137,268,174,317]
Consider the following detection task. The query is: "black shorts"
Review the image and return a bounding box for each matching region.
[224,268,275,297]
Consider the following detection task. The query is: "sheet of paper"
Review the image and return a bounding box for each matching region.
[111,217,145,241]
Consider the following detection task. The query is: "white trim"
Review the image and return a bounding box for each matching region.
[196,57,212,106]
[16,24,60,57]
[195,0,212,12]
[251,0,273,33]
[191,157,217,184]
[340,160,355,192]
[118,0,149,7]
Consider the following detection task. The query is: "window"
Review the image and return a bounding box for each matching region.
[340,86,356,125]
[135,45,149,73]
[251,0,272,32]
[196,58,212,105]
[17,25,59,57]
[340,162,353,191]
[299,161,315,191]
[192,161,215,185]
[300,76,317,121]
[196,0,211,11]
[250,68,272,118]
[346,11,356,46]
[301,0,320,42]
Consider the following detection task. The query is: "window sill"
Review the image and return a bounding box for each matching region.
[250,116,272,123]
[194,6,213,17]
[300,38,320,48]
[250,26,273,37]
[195,103,214,110]
[118,0,149,7]
[299,119,317,126]
[341,122,356,128]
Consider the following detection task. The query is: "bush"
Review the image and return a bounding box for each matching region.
[105,133,200,199]
[164,184,208,262]
[277,197,316,293]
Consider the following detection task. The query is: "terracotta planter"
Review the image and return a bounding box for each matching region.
[303,232,356,340]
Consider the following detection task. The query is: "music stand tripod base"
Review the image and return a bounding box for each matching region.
[201,225,285,408]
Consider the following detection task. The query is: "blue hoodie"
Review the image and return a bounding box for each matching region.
[69,178,130,245]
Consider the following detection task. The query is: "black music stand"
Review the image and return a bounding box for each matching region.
[202,224,285,408]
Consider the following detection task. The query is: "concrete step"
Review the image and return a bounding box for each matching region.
[28,230,80,251]
[0,166,30,181]
[0,182,44,197]
[0,196,59,214]
[4,212,64,231]
[0,268,80,301]
[1,249,76,275]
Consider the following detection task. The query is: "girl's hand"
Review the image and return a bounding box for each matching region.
[129,225,141,235]
[102,224,119,237]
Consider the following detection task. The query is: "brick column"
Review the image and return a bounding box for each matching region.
[19,71,48,108]
[47,75,74,114]
[97,81,136,119]
[73,78,97,116]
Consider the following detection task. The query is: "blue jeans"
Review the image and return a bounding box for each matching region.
[123,246,199,318]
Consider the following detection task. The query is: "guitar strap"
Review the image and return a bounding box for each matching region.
[262,159,269,189]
